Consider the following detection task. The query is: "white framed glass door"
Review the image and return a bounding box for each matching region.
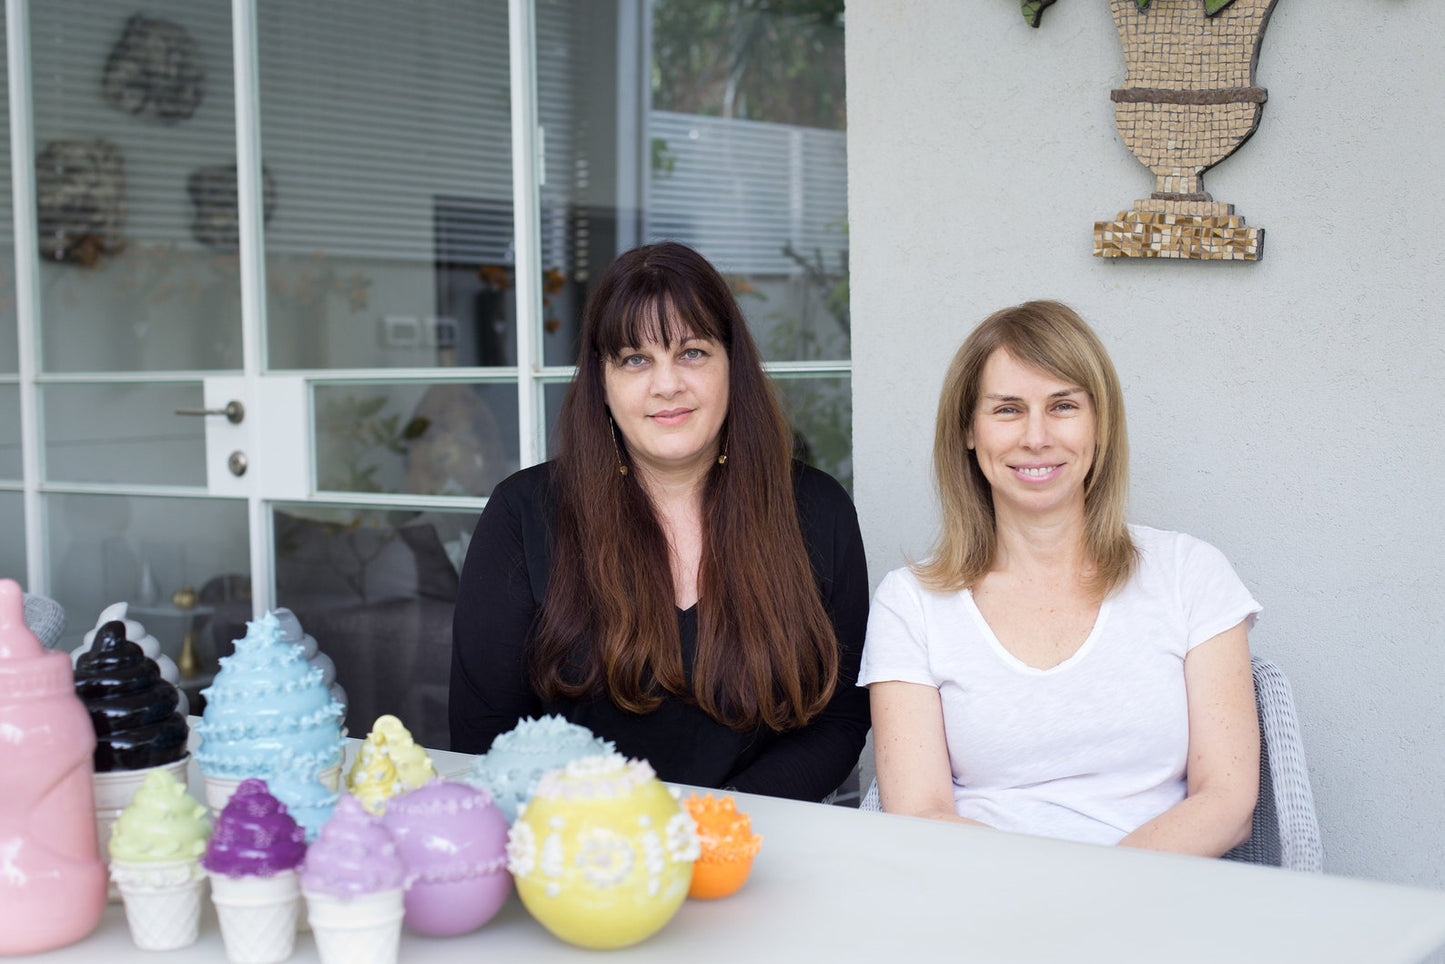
[10,0,253,717]
[5,0,851,752]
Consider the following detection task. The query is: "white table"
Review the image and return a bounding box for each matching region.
[16,743,1445,963]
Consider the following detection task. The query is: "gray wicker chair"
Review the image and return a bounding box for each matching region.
[859,656,1323,872]
[860,774,881,813]
[1222,656,1324,871]
[23,592,66,650]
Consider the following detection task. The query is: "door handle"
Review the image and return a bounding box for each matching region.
[175,400,245,424]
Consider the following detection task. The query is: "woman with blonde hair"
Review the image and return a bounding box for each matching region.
[860,301,1260,854]
[450,242,869,800]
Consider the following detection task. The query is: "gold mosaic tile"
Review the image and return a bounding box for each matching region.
[1094,209,1263,261]
[1092,0,1278,260]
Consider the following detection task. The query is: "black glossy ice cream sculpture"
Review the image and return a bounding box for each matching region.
[73,620,188,771]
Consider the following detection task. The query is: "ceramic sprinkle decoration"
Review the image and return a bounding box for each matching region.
[506,753,699,949]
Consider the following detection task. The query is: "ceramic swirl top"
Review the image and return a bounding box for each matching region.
[300,795,412,897]
[196,611,344,778]
[109,767,211,863]
[201,777,306,877]
[73,620,189,772]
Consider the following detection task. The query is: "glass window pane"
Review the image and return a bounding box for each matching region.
[46,493,249,670]
[31,2,242,373]
[539,0,849,367]
[314,382,518,497]
[543,381,569,460]
[42,383,205,486]
[0,492,23,582]
[258,1,513,370]
[775,374,852,494]
[0,386,19,478]
[273,503,478,750]
[0,21,15,374]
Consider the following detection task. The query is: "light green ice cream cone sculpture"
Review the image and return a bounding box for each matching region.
[108,768,212,950]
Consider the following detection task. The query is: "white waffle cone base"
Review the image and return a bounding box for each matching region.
[210,871,301,964]
[305,889,404,964]
[203,775,243,814]
[116,877,205,951]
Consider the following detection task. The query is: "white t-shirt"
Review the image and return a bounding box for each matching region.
[858,525,1261,846]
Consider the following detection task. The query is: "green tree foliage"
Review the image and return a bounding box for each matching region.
[651,0,845,130]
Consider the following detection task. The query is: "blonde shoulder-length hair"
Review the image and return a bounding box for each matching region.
[913,300,1136,597]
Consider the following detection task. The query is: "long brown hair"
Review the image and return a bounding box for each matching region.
[533,242,839,732]
[915,300,1136,597]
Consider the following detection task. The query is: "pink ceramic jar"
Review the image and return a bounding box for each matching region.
[382,780,511,936]
[0,580,106,953]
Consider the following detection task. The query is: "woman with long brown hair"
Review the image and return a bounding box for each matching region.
[450,242,869,800]
[861,301,1260,854]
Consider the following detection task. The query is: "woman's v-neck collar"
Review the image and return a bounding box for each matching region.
[961,590,1112,676]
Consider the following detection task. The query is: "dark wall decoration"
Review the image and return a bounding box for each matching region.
[1030,0,1278,261]
[102,14,206,124]
[36,139,127,267]
[187,164,278,251]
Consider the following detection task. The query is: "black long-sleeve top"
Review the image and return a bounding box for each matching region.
[449,460,870,802]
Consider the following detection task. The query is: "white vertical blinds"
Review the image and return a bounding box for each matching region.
[536,0,581,277]
[24,0,516,265]
[643,109,848,277]
[257,0,514,263]
[28,0,237,248]
[20,0,845,282]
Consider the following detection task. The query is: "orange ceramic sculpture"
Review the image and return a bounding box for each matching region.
[684,794,762,900]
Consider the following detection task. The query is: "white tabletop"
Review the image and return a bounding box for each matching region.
[16,742,1445,963]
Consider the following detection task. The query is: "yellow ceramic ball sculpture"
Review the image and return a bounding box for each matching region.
[506,753,700,949]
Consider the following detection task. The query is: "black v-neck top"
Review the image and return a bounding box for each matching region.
[449,460,870,801]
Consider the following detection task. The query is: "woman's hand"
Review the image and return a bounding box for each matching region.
[1117,619,1259,856]
[870,680,990,826]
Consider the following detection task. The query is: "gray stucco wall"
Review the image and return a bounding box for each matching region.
[846,0,1443,887]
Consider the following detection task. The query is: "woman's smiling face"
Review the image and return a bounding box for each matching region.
[604,316,730,479]
[967,349,1096,523]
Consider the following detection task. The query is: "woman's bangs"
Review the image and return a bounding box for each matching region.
[998,325,1089,399]
[595,283,725,360]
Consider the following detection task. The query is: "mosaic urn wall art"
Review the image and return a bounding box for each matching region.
[1027,0,1279,261]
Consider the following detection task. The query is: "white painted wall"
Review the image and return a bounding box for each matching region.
[847,0,1444,887]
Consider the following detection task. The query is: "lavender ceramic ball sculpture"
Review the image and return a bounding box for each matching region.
[382,780,511,937]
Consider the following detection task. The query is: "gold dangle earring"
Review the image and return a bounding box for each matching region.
[607,415,628,476]
[717,427,728,466]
